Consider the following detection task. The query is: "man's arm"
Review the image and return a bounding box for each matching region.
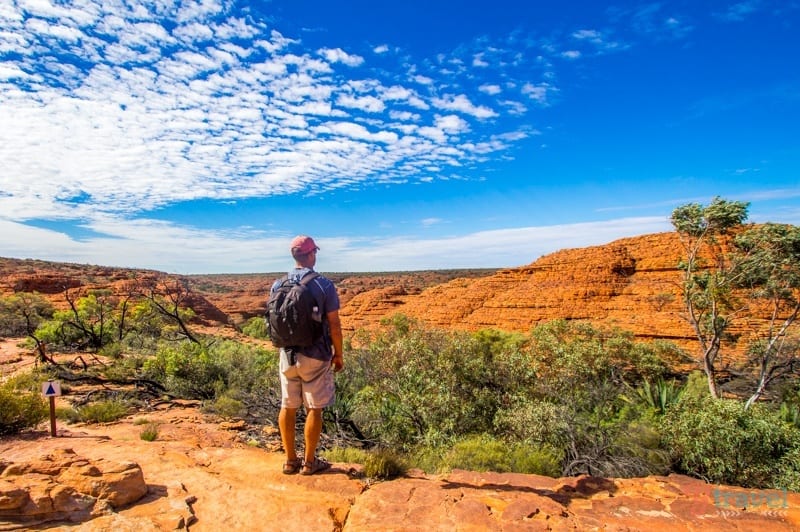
[327,309,344,372]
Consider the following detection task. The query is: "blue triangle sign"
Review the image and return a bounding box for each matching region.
[45,383,55,395]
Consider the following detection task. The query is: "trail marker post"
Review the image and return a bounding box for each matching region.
[41,380,61,437]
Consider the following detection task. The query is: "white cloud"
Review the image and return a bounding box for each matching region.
[431,94,498,119]
[435,114,470,134]
[0,215,675,273]
[472,53,489,67]
[479,84,502,95]
[373,44,389,54]
[521,82,556,105]
[389,110,419,121]
[319,47,364,66]
[337,93,386,113]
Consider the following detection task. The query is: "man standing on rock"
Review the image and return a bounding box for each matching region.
[271,235,344,475]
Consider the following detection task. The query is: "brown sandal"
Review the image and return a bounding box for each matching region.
[301,457,331,476]
[283,457,302,475]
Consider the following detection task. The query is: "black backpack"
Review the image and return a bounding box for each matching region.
[266,272,323,348]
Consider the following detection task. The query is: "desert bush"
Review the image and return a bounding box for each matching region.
[441,434,562,476]
[664,395,800,489]
[143,339,276,400]
[0,379,48,435]
[774,447,800,491]
[349,321,536,452]
[56,406,82,423]
[321,446,406,480]
[323,446,370,465]
[345,318,680,477]
[490,321,675,477]
[139,423,159,441]
[622,378,684,415]
[205,393,246,420]
[0,293,54,337]
[363,448,407,480]
[78,399,130,423]
[241,316,269,339]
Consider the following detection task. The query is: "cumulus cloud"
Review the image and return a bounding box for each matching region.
[0,0,730,272]
[431,94,498,119]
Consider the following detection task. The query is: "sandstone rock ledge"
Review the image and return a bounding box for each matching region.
[0,448,156,530]
[1,418,798,531]
[346,469,800,531]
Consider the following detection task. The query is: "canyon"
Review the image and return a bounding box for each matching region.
[1,231,797,530]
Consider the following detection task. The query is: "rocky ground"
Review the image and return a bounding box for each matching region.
[2,345,800,531]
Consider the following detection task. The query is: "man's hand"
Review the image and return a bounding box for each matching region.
[332,354,343,372]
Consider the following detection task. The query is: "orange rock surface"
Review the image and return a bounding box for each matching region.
[341,232,690,342]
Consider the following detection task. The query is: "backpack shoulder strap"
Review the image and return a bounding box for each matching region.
[299,271,320,286]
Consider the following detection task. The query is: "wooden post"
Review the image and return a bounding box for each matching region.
[49,396,57,437]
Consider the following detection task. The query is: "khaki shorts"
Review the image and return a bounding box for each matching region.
[279,351,335,410]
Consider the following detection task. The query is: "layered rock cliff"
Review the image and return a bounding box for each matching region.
[339,232,689,340]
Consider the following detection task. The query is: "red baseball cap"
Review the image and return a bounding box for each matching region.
[290,235,319,254]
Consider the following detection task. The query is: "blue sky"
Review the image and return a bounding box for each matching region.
[0,0,798,273]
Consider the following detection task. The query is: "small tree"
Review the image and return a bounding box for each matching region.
[138,277,200,344]
[732,223,800,408]
[0,292,55,364]
[59,289,118,350]
[670,197,750,398]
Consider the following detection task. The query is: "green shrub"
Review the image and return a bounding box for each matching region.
[205,394,246,420]
[78,399,129,423]
[139,423,159,441]
[441,434,562,476]
[773,447,800,491]
[0,385,47,435]
[143,339,276,400]
[56,406,82,423]
[508,443,563,477]
[622,378,683,415]
[444,434,510,472]
[664,396,800,488]
[99,342,124,359]
[322,446,405,480]
[241,317,269,339]
[323,446,370,465]
[363,448,407,480]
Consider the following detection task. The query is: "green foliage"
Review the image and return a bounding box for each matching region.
[670,196,749,238]
[322,446,407,480]
[0,293,53,337]
[664,396,800,489]
[241,317,269,339]
[362,448,407,480]
[323,446,370,465]
[345,317,676,478]
[0,378,48,435]
[774,447,800,491]
[205,393,246,420]
[143,338,276,400]
[38,292,120,350]
[78,399,130,423]
[442,434,562,476]
[509,320,673,477]
[622,378,683,415]
[139,423,159,441]
[56,406,82,423]
[349,320,538,452]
